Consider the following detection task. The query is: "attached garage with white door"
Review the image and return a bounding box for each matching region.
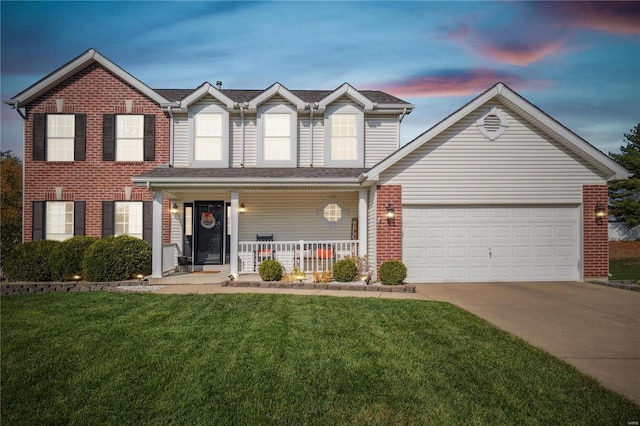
[403,206,580,282]
[364,83,629,283]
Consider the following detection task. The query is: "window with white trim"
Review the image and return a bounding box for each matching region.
[325,104,364,167]
[257,103,297,167]
[116,115,144,161]
[46,201,74,241]
[318,198,348,227]
[115,201,143,239]
[47,114,75,161]
[330,114,357,161]
[194,113,223,161]
[263,113,291,160]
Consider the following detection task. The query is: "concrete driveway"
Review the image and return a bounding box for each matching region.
[415,281,640,404]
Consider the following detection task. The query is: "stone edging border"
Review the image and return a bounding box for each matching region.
[587,280,640,292]
[223,280,416,293]
[0,281,145,296]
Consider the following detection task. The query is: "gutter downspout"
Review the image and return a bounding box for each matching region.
[398,107,408,148]
[240,104,245,167]
[167,106,174,166]
[309,103,315,167]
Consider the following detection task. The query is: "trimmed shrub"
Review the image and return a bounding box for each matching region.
[53,236,99,281]
[82,235,151,282]
[3,240,62,281]
[258,259,283,281]
[379,260,407,285]
[332,258,358,282]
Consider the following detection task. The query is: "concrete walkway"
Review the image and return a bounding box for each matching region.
[151,279,639,404]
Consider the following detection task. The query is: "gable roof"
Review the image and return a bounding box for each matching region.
[4,49,172,108]
[179,82,235,109]
[247,82,306,110]
[366,82,630,182]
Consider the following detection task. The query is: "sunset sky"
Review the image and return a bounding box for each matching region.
[2,1,638,158]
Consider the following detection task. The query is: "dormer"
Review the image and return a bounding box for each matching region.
[249,83,305,168]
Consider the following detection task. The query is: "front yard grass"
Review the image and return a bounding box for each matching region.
[2,292,638,425]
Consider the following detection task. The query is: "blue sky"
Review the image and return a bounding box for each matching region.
[2,1,639,159]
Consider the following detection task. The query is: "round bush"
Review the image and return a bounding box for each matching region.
[379,260,407,285]
[258,259,283,281]
[4,240,62,281]
[53,236,99,281]
[332,258,358,282]
[82,235,151,282]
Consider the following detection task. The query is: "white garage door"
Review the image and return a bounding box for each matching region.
[403,206,580,283]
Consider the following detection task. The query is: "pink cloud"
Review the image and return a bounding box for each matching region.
[379,70,549,98]
[478,41,564,67]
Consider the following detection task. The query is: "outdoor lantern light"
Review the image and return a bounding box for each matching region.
[595,203,606,224]
[239,203,246,214]
[386,203,395,224]
[170,202,179,215]
[72,274,81,282]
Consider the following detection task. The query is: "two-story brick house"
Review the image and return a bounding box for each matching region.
[6,49,628,282]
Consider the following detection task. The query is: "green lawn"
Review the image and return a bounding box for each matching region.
[610,258,640,281]
[2,292,638,425]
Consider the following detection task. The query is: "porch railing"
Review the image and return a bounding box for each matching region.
[237,240,359,274]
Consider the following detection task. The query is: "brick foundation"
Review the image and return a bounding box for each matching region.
[375,185,403,274]
[583,185,609,279]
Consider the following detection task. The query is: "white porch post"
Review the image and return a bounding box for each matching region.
[358,189,368,257]
[230,192,239,276]
[151,191,163,278]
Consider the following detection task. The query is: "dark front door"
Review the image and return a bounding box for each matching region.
[193,201,224,265]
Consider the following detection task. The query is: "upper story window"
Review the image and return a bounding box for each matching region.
[189,102,229,167]
[325,104,364,167]
[46,201,74,241]
[32,113,86,161]
[102,114,155,162]
[47,114,75,161]
[257,103,297,167]
[116,115,144,161]
[194,113,223,161]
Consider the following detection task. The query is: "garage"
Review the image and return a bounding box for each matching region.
[403,206,580,283]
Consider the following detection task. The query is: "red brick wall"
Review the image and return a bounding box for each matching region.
[375,185,402,273]
[22,62,170,243]
[583,184,609,279]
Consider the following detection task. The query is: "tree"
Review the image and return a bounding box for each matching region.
[1,150,22,263]
[608,123,640,228]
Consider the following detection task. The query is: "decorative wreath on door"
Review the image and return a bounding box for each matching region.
[200,211,216,229]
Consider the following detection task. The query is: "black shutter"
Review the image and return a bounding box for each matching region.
[102,201,114,237]
[33,114,46,161]
[32,201,45,241]
[102,114,115,161]
[74,201,86,236]
[143,114,155,161]
[74,114,86,161]
[143,201,153,246]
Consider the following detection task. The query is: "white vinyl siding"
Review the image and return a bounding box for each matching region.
[115,201,143,239]
[194,113,223,161]
[172,114,189,167]
[46,201,74,241]
[380,103,604,204]
[237,192,358,241]
[365,116,400,167]
[116,115,144,161]
[403,206,580,283]
[47,114,74,161]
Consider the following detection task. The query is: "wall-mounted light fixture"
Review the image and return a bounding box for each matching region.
[386,203,395,224]
[239,202,246,214]
[170,202,179,216]
[595,203,606,224]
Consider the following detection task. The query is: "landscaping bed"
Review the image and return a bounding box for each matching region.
[223,280,416,292]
